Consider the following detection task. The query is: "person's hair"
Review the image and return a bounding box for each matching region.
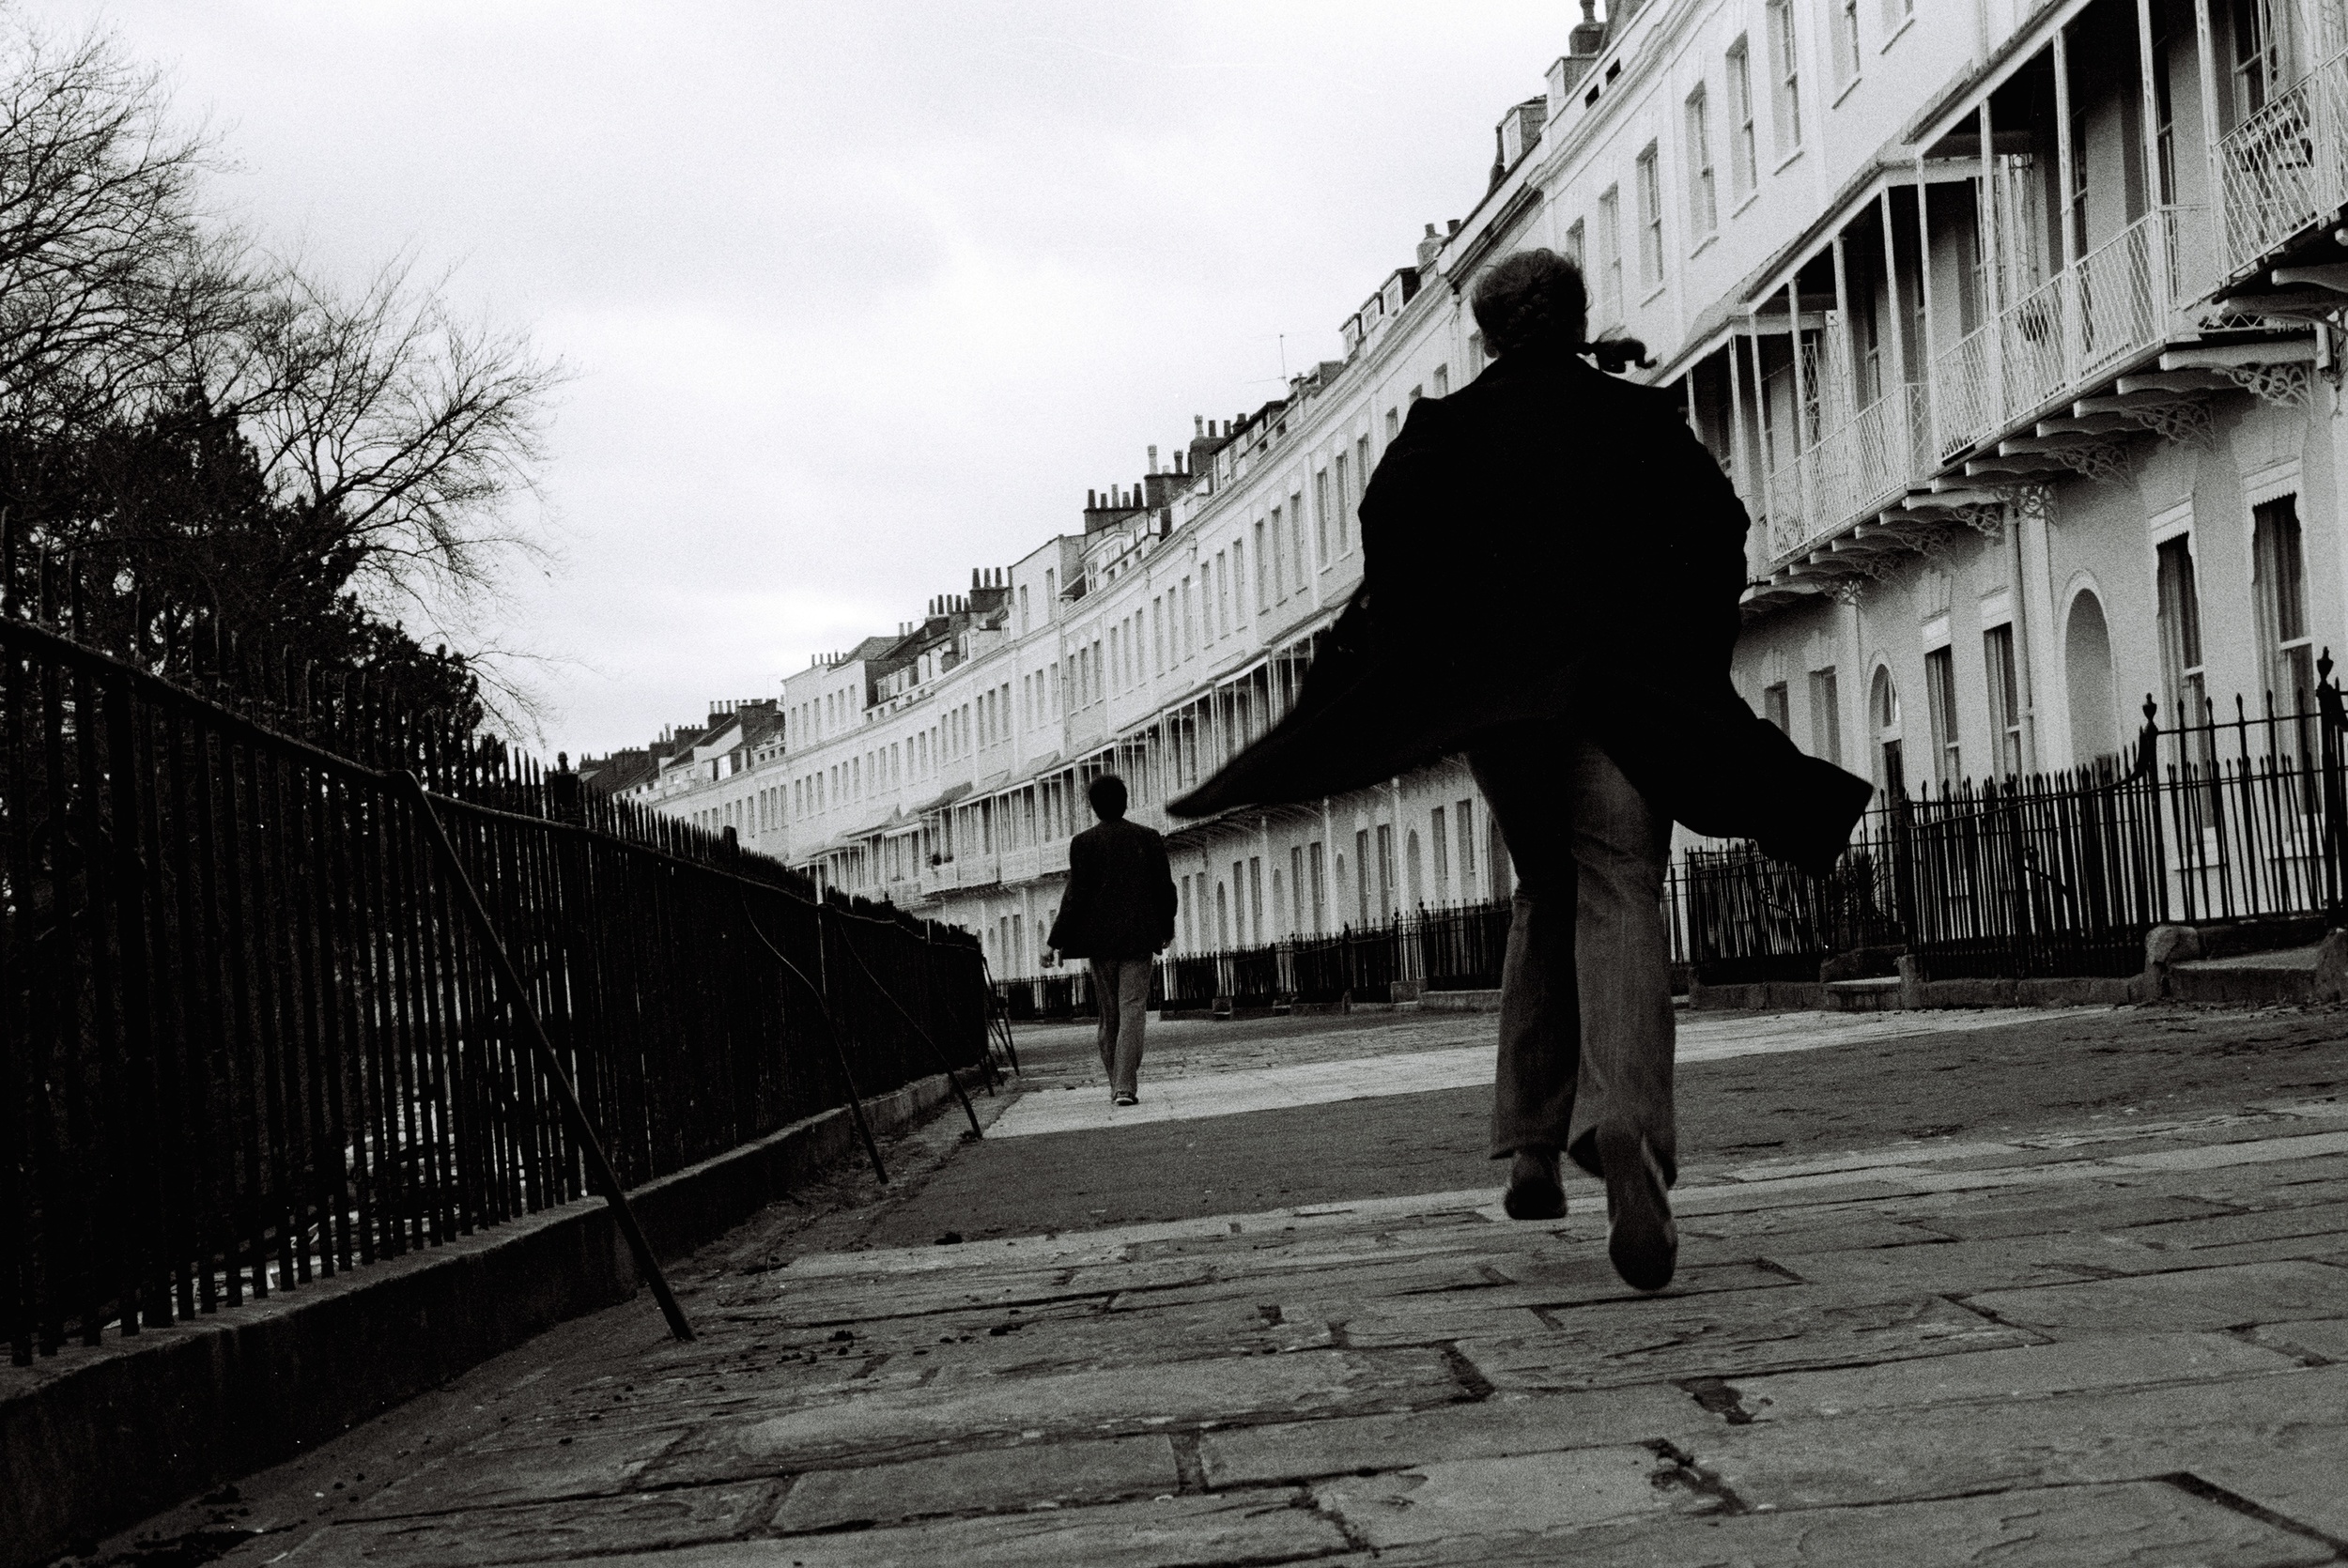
[1088,773,1128,819]
[1471,248,1648,372]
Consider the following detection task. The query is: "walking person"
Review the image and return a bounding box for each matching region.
[1168,249,1870,1290]
[1046,774,1177,1107]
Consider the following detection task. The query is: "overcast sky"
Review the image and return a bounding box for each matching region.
[53,1,1568,759]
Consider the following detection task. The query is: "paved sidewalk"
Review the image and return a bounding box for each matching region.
[85,1006,2348,1567]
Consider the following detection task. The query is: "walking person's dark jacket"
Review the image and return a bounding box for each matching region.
[1167,348,1871,873]
[1047,817,1178,959]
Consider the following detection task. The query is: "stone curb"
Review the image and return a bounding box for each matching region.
[0,1072,961,1568]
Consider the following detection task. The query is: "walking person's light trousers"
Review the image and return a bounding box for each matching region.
[1472,728,1678,1184]
[1090,956,1153,1098]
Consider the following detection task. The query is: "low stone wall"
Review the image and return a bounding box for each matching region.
[0,1074,961,1568]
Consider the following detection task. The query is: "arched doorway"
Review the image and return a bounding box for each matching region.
[2065,590,2120,766]
[1870,666,1904,797]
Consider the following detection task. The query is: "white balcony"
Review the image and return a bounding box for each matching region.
[2220,48,2348,277]
[1766,381,1930,565]
[1928,206,2211,465]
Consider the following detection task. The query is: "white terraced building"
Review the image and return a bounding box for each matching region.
[642,0,2348,983]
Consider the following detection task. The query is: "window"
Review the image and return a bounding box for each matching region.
[1354,828,1371,925]
[1763,681,1791,733]
[1181,576,1194,656]
[1288,492,1305,597]
[1231,860,1247,945]
[1686,85,1718,238]
[1229,539,1244,626]
[1018,583,1029,630]
[1924,645,1960,785]
[1456,797,1477,898]
[1215,548,1232,634]
[1254,519,1269,611]
[1635,144,1664,289]
[1767,1,1802,155]
[1248,857,1264,943]
[1726,38,1758,199]
[1314,469,1333,561]
[1376,824,1396,916]
[1872,666,1905,795]
[1352,436,1371,548]
[1384,407,1400,441]
[1564,217,1585,273]
[1430,805,1449,899]
[1289,846,1305,934]
[1267,508,1285,602]
[1831,0,1862,85]
[2253,496,2315,705]
[1810,667,1842,765]
[1984,625,2023,778]
[2155,535,2206,730]
[1308,839,1326,931]
[2231,0,2284,119]
[1432,364,1449,396]
[1597,185,1623,322]
[1468,331,1485,370]
[1331,453,1350,556]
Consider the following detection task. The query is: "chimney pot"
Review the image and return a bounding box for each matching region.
[1148,444,1158,473]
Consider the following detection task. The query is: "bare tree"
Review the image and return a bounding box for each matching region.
[0,8,239,433]
[214,254,566,628]
[0,8,568,734]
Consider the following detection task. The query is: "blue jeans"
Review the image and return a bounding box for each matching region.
[1471,728,1677,1184]
[1090,956,1152,1097]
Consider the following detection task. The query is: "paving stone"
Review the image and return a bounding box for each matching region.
[670,1347,1460,1472]
[1686,1365,2348,1510]
[2248,1316,2348,1361]
[1762,1234,2163,1293]
[585,1490,1345,1567]
[1198,1386,1711,1485]
[1964,1259,2348,1331]
[1347,1480,2333,1566]
[2122,1200,2348,1253]
[1676,1217,1951,1253]
[2193,1446,2348,1544]
[280,1482,768,1564]
[345,1424,694,1516]
[1310,1447,1691,1546]
[1458,1292,2036,1393]
[1881,1190,2238,1240]
[1672,1176,1927,1217]
[1732,1331,2300,1422]
[2111,1129,2348,1170]
[773,1435,1180,1530]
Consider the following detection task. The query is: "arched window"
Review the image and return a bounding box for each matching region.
[1870,665,1905,797]
[2066,589,2120,765]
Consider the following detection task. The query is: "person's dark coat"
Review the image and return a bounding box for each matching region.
[1167,347,1871,876]
[1046,816,1178,960]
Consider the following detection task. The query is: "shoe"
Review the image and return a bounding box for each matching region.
[1502,1146,1565,1221]
[1113,1092,1138,1107]
[1596,1125,1676,1292]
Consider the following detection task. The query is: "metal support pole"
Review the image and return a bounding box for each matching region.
[1916,155,1942,456]
[394,772,693,1343]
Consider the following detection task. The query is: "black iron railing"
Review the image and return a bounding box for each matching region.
[1,605,990,1367]
[1679,669,2348,984]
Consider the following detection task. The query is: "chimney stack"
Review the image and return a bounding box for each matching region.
[1148,444,1159,474]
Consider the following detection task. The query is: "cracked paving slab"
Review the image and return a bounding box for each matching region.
[75,1002,2348,1567]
